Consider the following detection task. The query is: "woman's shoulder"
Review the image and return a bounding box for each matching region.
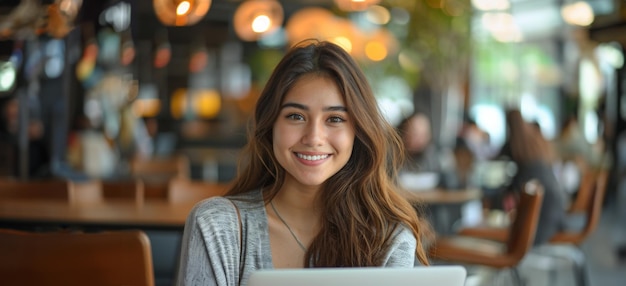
[393,224,418,244]
[226,189,265,207]
[188,196,239,222]
[191,190,263,212]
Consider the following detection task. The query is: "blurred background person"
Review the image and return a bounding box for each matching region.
[397,112,459,189]
[458,115,493,161]
[454,115,494,189]
[497,108,567,245]
[552,112,611,198]
[553,115,603,170]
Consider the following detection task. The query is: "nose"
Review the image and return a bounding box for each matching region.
[301,119,325,146]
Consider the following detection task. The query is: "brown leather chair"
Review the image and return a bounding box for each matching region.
[167,178,230,204]
[428,180,544,286]
[456,169,609,286]
[0,228,155,286]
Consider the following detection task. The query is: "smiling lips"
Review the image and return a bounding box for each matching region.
[296,153,330,161]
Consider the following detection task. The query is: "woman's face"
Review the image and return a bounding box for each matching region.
[404,115,431,153]
[273,74,355,190]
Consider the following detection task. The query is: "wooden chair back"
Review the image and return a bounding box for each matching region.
[428,180,544,270]
[506,180,545,260]
[568,169,597,213]
[0,229,155,286]
[578,170,608,241]
[68,180,103,204]
[143,180,170,200]
[130,155,190,182]
[68,180,147,204]
[167,178,229,204]
[102,180,145,203]
[550,170,609,245]
[0,179,69,200]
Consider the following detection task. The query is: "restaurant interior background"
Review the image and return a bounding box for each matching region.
[0,0,624,185]
[1,1,626,285]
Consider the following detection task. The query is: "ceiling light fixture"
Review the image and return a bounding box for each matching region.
[153,0,211,27]
[233,0,283,42]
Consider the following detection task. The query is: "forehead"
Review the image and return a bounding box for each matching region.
[283,74,344,104]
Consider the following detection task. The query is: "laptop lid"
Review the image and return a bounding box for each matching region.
[247,266,467,286]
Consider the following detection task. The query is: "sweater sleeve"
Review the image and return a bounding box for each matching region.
[176,197,242,286]
[382,226,418,267]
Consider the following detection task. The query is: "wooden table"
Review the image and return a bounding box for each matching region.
[402,188,483,235]
[0,199,197,230]
[402,188,483,205]
[0,188,482,231]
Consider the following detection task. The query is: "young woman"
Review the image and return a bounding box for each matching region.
[499,109,566,245]
[176,40,430,286]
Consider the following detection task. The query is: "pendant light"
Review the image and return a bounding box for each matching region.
[153,0,212,27]
[233,0,283,42]
[334,0,381,12]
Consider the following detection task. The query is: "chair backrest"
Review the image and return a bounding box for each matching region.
[102,179,145,203]
[506,180,544,261]
[168,178,230,203]
[0,179,70,200]
[568,169,597,213]
[0,228,155,286]
[144,180,170,200]
[130,155,190,183]
[579,170,608,239]
[68,180,103,204]
[68,180,146,204]
[559,169,609,245]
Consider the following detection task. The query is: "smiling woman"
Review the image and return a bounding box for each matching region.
[272,74,355,190]
[176,40,431,286]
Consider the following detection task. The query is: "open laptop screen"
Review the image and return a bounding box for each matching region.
[248,266,466,286]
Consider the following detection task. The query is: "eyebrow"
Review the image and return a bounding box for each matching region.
[281,102,347,112]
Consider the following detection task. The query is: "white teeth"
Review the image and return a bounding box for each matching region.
[297,153,329,161]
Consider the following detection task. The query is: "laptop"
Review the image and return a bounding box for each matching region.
[247,266,467,286]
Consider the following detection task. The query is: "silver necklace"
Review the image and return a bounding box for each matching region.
[270,200,308,252]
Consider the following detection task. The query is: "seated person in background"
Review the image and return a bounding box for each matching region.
[397,112,458,189]
[497,109,566,245]
[452,138,476,189]
[458,115,493,161]
[552,115,603,195]
[177,40,431,286]
[454,115,493,188]
[554,115,603,171]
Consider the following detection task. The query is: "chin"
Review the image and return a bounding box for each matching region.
[293,175,330,188]
[298,180,326,188]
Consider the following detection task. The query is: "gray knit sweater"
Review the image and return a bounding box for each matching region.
[175,189,418,286]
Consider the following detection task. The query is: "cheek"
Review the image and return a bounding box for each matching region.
[404,134,420,147]
[273,124,298,149]
[333,130,355,151]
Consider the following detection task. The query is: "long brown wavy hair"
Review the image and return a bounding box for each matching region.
[506,109,555,163]
[226,40,430,266]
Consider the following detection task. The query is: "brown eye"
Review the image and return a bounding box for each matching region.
[328,116,346,123]
[286,113,305,121]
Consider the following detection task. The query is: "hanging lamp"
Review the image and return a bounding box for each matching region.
[153,0,211,26]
